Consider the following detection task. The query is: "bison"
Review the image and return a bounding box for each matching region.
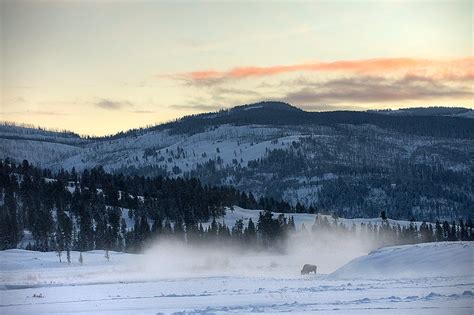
[301,264,317,275]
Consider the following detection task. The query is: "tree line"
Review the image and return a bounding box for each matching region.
[0,159,304,253]
[1,159,472,261]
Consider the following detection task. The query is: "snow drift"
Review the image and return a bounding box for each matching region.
[329,241,474,279]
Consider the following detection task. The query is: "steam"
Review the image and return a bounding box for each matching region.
[130,228,376,279]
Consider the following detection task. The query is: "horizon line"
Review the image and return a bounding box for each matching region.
[1,102,472,138]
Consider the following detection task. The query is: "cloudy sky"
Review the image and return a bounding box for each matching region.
[1,1,472,136]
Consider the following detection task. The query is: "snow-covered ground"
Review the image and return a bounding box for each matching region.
[1,242,473,314]
[330,242,474,280]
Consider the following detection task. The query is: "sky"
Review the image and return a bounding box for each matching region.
[1,1,473,136]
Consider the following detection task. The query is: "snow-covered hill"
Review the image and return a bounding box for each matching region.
[330,242,474,279]
[1,102,473,220]
[56,124,300,174]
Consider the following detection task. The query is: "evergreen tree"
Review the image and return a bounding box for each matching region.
[232,219,244,243]
[442,221,450,241]
[53,225,64,263]
[0,190,21,249]
[419,222,432,243]
[78,212,94,251]
[32,204,54,251]
[450,221,457,241]
[244,218,256,245]
[459,219,468,241]
[163,220,173,236]
[173,217,185,241]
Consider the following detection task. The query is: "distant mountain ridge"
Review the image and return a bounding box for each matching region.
[2,102,472,141]
[0,122,86,145]
[1,102,473,220]
[369,106,474,118]
[148,102,474,139]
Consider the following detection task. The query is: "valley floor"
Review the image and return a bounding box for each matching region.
[1,244,473,314]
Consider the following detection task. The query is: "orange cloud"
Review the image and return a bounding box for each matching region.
[174,57,474,82]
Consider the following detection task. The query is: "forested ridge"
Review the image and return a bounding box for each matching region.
[5,102,469,142]
[189,130,473,220]
[149,102,474,139]
[1,103,472,222]
[0,159,300,252]
[1,159,473,260]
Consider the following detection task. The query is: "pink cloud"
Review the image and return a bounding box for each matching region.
[171,57,474,82]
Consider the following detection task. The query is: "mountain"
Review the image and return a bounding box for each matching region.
[1,102,473,220]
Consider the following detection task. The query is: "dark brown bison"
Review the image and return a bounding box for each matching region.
[301,264,317,275]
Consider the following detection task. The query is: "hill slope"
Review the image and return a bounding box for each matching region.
[330,241,474,279]
[1,103,473,220]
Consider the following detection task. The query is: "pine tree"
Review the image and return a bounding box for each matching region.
[408,218,418,244]
[442,221,450,241]
[0,190,21,249]
[57,209,73,264]
[244,218,256,245]
[78,212,94,251]
[208,218,218,241]
[257,210,281,247]
[0,206,10,250]
[428,223,434,243]
[419,222,431,243]
[151,216,163,237]
[459,219,468,241]
[232,219,244,242]
[137,216,150,246]
[163,220,173,236]
[54,225,64,263]
[198,223,205,241]
[186,222,199,244]
[33,204,54,251]
[173,217,185,241]
[450,221,457,241]
[466,219,473,241]
[67,248,71,265]
[120,218,127,251]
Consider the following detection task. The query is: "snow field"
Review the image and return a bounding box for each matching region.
[1,242,473,314]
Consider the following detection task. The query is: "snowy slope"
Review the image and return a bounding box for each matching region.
[3,117,471,180]
[456,110,474,119]
[1,105,473,220]
[0,123,86,145]
[0,138,81,166]
[54,124,299,174]
[330,242,474,279]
